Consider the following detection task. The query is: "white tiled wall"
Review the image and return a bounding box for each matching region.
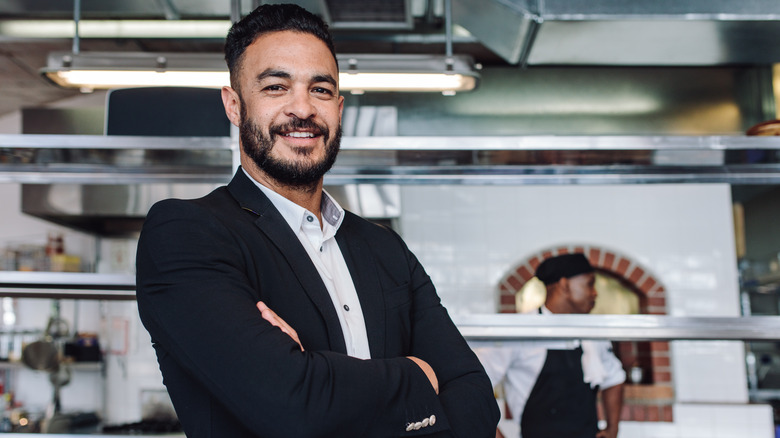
[398,183,770,433]
[617,404,774,438]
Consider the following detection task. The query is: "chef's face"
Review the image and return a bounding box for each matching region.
[221,30,344,188]
[564,272,597,314]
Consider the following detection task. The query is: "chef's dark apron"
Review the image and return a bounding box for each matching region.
[520,345,599,438]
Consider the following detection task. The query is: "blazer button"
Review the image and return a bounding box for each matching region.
[429,415,436,426]
[422,418,430,427]
[413,422,423,430]
[405,423,414,432]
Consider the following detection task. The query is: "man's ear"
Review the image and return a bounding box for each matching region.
[558,277,570,296]
[221,86,241,127]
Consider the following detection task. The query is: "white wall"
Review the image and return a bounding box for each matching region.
[399,183,771,437]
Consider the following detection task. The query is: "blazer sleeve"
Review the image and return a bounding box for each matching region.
[136,199,455,437]
[382,228,501,438]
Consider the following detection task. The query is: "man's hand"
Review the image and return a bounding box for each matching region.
[596,426,618,438]
[406,356,439,394]
[256,301,303,351]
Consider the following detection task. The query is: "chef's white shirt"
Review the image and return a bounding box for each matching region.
[472,307,625,426]
[245,169,371,359]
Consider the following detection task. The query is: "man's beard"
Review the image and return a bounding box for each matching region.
[239,104,341,191]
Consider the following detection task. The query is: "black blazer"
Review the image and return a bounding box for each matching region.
[136,168,499,437]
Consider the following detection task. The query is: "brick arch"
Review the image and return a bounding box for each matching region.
[497,244,674,422]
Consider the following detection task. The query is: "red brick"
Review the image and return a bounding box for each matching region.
[529,256,542,270]
[651,355,670,367]
[506,275,523,291]
[556,247,569,255]
[499,305,517,313]
[616,258,631,276]
[629,266,645,284]
[640,277,657,294]
[500,293,516,306]
[541,251,553,260]
[632,405,646,421]
[646,406,660,422]
[588,248,601,265]
[603,252,616,270]
[646,307,666,315]
[516,265,534,282]
[648,297,666,308]
[620,405,632,421]
[653,371,672,383]
[661,405,674,422]
[573,246,585,254]
[650,342,669,352]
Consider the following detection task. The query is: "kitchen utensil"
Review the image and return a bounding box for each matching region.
[21,339,59,371]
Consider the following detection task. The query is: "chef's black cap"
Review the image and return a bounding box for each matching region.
[535,253,594,285]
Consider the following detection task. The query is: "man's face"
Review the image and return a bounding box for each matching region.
[224,30,344,188]
[564,272,598,314]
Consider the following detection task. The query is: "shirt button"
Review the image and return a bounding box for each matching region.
[320,246,323,252]
[306,216,314,222]
[343,304,350,311]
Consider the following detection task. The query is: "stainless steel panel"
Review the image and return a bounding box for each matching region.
[530,20,780,66]
[452,0,780,65]
[457,313,780,341]
[0,272,135,300]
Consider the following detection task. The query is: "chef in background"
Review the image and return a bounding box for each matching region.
[475,253,625,438]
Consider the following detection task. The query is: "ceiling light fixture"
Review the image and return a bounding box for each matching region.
[41,52,480,94]
[41,0,478,94]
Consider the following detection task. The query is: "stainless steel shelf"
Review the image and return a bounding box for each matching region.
[324,164,780,185]
[1,273,777,341]
[3,134,780,185]
[3,133,780,151]
[456,314,780,341]
[0,272,136,300]
[0,134,235,150]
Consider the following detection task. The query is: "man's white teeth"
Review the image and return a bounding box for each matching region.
[285,132,315,138]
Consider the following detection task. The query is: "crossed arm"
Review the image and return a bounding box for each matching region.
[256,300,440,394]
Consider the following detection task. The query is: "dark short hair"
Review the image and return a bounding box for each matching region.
[224,3,337,90]
[535,253,594,286]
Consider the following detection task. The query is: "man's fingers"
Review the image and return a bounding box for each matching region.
[256,301,304,351]
[407,356,439,394]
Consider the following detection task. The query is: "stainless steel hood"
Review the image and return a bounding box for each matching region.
[452,0,780,65]
[20,182,400,236]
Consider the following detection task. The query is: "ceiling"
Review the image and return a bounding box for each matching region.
[1,0,780,118]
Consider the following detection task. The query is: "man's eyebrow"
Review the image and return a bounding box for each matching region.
[255,69,291,82]
[313,74,338,88]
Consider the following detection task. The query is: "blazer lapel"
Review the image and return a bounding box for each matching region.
[336,220,386,359]
[227,168,347,354]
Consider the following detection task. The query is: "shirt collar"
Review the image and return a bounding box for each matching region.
[242,167,344,232]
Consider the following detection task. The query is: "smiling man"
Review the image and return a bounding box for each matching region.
[135,4,498,438]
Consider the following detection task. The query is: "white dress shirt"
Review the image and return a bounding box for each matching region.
[472,306,625,427]
[244,169,371,359]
